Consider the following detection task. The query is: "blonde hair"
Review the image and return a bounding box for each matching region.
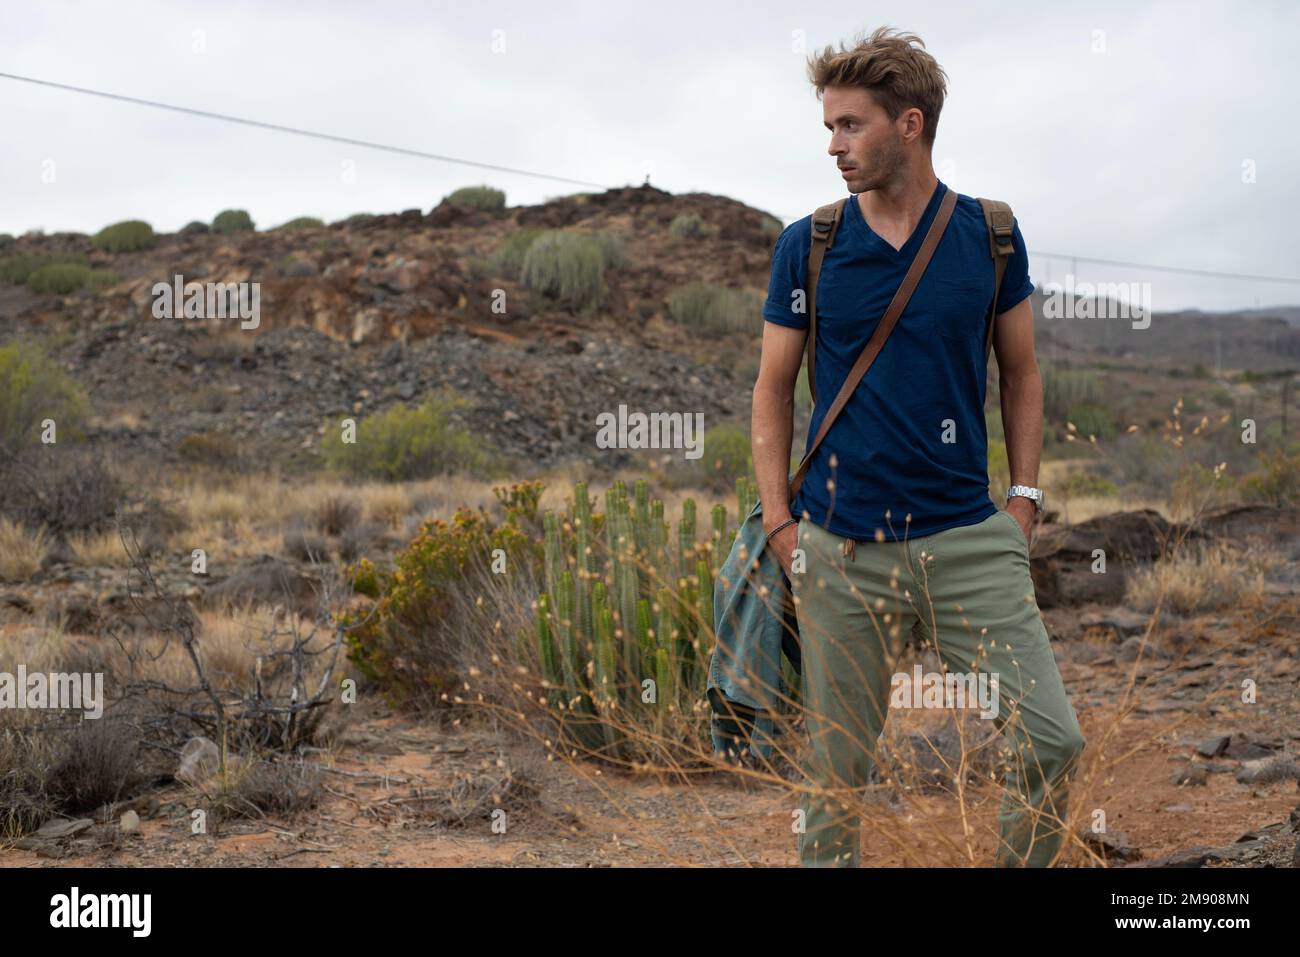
[806,26,948,148]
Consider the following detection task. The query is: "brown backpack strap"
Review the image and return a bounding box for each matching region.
[977,198,1015,365]
[789,186,958,498]
[805,199,847,407]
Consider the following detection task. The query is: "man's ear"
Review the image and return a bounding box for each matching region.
[900,106,926,144]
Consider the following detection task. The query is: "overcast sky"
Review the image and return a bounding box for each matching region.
[3,0,1297,311]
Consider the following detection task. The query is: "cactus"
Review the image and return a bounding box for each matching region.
[592,582,618,709]
[633,479,650,556]
[678,497,696,576]
[636,598,655,693]
[694,556,715,692]
[555,570,581,699]
[543,511,564,601]
[536,593,561,708]
[574,482,594,655]
[710,503,728,573]
[654,586,677,711]
[737,474,757,520]
[531,478,748,757]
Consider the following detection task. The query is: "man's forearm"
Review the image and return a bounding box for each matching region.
[999,366,1044,489]
[752,384,795,529]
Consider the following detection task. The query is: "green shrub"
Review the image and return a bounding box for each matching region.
[666,281,762,336]
[1239,447,1300,506]
[339,483,543,709]
[759,215,783,237]
[520,231,607,309]
[25,263,116,295]
[212,209,256,233]
[1041,366,1103,422]
[669,213,710,238]
[0,253,87,286]
[593,229,625,268]
[0,234,14,249]
[275,216,325,231]
[488,228,543,279]
[445,185,506,211]
[336,213,374,227]
[180,220,210,235]
[321,392,498,481]
[1061,470,1120,498]
[0,340,89,457]
[695,422,752,493]
[1066,401,1118,440]
[987,437,1010,496]
[92,220,154,252]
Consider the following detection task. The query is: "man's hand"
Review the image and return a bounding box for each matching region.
[765,520,799,580]
[1005,496,1035,546]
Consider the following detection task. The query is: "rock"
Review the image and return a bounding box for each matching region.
[120,810,141,834]
[1082,828,1142,862]
[1117,634,1163,662]
[1236,755,1300,785]
[1162,804,1194,812]
[1170,764,1209,786]
[33,817,94,840]
[1078,606,1154,637]
[202,554,321,616]
[177,735,220,785]
[1225,732,1284,761]
[283,258,319,278]
[1135,846,1217,867]
[367,259,429,295]
[1028,510,1200,609]
[1196,734,1232,757]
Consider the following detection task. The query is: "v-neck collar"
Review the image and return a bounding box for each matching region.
[848,179,947,260]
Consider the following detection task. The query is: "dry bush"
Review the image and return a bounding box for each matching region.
[44,717,147,813]
[0,446,126,535]
[66,529,129,566]
[0,516,49,580]
[315,493,361,536]
[282,524,330,563]
[1125,539,1286,614]
[0,726,54,837]
[200,754,325,823]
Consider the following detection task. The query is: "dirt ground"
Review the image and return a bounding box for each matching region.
[3,595,1297,869]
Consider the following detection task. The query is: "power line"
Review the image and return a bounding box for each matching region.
[773,210,1300,286]
[1028,251,1300,285]
[0,70,616,191]
[5,70,1298,287]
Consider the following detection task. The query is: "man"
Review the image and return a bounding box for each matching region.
[752,27,1086,867]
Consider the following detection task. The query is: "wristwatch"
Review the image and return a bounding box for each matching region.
[1006,484,1045,513]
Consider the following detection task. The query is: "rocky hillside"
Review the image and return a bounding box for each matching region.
[0,186,785,475]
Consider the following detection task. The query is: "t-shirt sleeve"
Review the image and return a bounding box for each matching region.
[762,225,809,330]
[995,216,1034,315]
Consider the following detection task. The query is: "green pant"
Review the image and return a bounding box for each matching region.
[791,509,1085,867]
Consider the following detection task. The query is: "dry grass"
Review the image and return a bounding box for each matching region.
[0,517,49,581]
[66,529,130,566]
[1125,539,1286,614]
[124,605,335,696]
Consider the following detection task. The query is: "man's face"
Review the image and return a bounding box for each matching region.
[823,85,907,193]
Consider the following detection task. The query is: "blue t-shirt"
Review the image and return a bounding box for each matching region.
[763,180,1034,542]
